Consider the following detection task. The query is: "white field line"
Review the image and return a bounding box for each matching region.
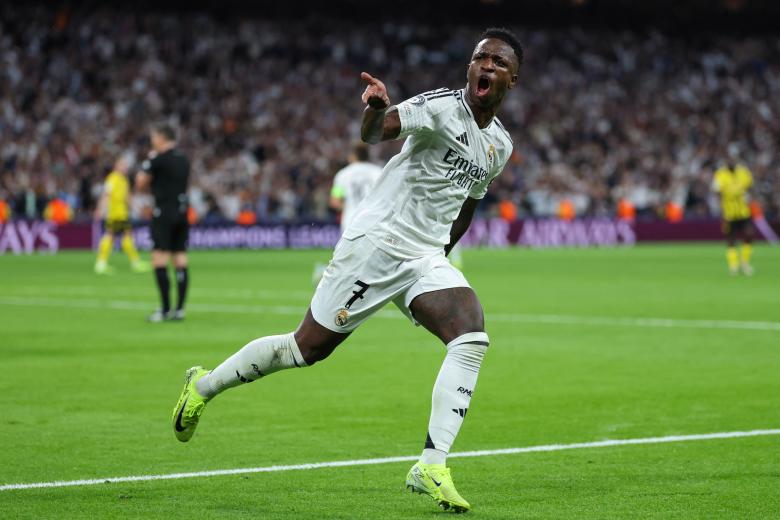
[1,429,778,492]
[2,296,780,332]
[487,313,780,332]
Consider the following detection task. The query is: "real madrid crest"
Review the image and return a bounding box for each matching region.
[487,144,496,169]
[335,308,350,327]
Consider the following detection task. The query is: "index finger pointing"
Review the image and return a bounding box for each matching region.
[360,71,376,84]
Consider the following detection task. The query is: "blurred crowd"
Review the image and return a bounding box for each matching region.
[1,5,779,224]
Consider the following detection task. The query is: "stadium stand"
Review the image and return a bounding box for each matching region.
[1,4,778,223]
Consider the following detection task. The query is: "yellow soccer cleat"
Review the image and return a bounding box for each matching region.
[171,366,211,442]
[406,462,471,513]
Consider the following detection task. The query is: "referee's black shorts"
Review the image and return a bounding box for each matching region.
[151,215,189,252]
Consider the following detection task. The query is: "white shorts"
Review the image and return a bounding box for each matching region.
[310,235,470,332]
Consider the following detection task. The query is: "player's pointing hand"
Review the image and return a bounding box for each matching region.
[361,72,390,110]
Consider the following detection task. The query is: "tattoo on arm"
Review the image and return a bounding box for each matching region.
[361,107,400,144]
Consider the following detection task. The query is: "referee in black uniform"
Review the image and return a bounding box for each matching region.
[136,123,191,322]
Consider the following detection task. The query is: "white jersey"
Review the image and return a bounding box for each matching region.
[332,161,383,231]
[343,88,513,259]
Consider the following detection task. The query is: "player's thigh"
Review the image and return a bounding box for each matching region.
[172,252,188,268]
[410,287,485,344]
[402,259,484,344]
[151,250,171,266]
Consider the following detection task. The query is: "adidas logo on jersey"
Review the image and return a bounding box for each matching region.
[455,132,469,147]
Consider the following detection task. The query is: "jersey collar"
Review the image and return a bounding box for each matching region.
[459,89,494,131]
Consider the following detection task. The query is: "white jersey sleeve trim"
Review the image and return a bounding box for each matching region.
[396,89,457,140]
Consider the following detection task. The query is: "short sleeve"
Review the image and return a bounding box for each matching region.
[396,94,438,139]
[740,166,753,188]
[711,170,724,192]
[103,177,113,194]
[331,170,346,198]
[141,153,157,174]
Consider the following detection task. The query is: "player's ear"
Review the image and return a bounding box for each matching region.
[508,74,518,89]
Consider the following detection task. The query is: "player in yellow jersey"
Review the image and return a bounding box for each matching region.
[94,157,150,274]
[712,157,754,275]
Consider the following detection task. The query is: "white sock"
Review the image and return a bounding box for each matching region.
[420,448,447,465]
[421,332,488,462]
[196,332,306,399]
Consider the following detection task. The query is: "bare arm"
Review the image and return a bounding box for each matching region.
[329,196,344,211]
[93,192,108,220]
[360,72,401,144]
[445,197,479,256]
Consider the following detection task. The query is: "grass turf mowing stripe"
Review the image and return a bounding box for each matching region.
[2,429,778,492]
[2,296,780,332]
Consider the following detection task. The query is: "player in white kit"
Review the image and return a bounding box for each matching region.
[172,27,522,513]
[330,142,383,232]
[313,143,383,284]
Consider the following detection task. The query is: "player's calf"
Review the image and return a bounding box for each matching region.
[192,310,348,401]
[195,332,307,399]
[424,332,488,459]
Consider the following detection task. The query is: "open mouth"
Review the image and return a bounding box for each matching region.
[476,76,491,96]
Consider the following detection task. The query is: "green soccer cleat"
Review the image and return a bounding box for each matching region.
[406,462,471,513]
[171,366,211,442]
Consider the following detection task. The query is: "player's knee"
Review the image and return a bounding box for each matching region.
[446,332,489,371]
[433,305,484,345]
[448,331,489,349]
[458,307,485,337]
[294,309,349,365]
[296,338,337,365]
[293,328,339,365]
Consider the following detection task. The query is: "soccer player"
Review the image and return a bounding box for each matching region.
[712,156,755,275]
[93,156,149,274]
[330,141,383,231]
[172,28,521,512]
[312,142,383,284]
[136,124,191,321]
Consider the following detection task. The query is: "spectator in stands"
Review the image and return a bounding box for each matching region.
[0,5,778,223]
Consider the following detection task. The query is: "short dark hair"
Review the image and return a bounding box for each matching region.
[152,122,177,142]
[352,142,370,162]
[478,27,524,68]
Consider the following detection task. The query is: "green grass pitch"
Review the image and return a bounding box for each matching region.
[1,245,779,519]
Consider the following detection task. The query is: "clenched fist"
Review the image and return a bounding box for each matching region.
[360,72,391,110]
